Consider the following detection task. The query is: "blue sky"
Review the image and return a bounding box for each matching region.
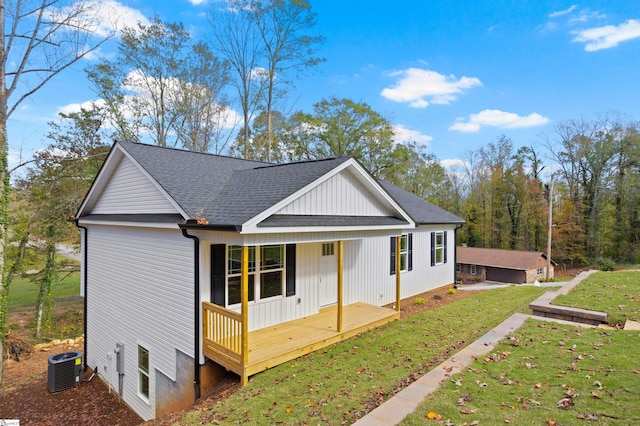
[7,0,640,173]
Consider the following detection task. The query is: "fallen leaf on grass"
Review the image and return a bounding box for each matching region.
[285,407,292,413]
[557,397,574,409]
[546,418,556,425]
[426,411,442,420]
[591,391,601,399]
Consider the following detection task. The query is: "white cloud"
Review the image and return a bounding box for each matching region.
[440,158,468,170]
[392,125,432,145]
[569,9,607,24]
[381,68,482,108]
[57,99,106,115]
[48,0,149,38]
[449,109,550,133]
[189,0,208,5]
[549,5,577,18]
[572,19,640,51]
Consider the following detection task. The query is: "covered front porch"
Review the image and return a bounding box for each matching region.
[202,240,404,384]
[202,301,399,384]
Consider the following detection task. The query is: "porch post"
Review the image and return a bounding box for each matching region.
[241,245,249,385]
[337,240,343,332]
[395,236,401,312]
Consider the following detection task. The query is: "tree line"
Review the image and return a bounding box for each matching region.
[1,0,639,385]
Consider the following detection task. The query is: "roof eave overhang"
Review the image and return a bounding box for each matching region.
[76,218,181,229]
[178,222,242,232]
[246,223,410,234]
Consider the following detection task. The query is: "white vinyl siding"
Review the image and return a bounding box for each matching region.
[92,156,177,214]
[85,225,193,421]
[343,226,457,306]
[232,242,318,331]
[216,225,457,331]
[276,169,392,216]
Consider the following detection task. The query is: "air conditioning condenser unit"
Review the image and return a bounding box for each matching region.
[48,350,82,392]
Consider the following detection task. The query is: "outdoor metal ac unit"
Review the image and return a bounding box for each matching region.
[48,350,82,392]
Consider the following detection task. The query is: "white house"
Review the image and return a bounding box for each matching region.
[74,140,464,420]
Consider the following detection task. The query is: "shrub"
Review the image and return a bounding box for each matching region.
[415,297,425,305]
[594,257,616,271]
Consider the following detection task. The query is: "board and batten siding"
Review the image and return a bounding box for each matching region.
[86,225,193,421]
[195,227,456,332]
[91,156,177,215]
[276,169,392,217]
[342,225,457,306]
[221,242,320,332]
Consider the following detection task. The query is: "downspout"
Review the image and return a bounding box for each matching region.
[74,221,89,370]
[453,223,464,288]
[181,226,201,401]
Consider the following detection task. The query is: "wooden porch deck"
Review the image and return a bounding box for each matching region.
[203,302,399,381]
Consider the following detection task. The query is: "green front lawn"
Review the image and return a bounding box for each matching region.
[553,270,640,326]
[180,286,554,425]
[403,269,640,425]
[404,319,640,425]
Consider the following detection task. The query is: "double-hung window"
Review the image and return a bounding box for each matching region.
[226,244,287,305]
[260,245,284,299]
[390,233,412,275]
[210,244,296,307]
[430,231,447,266]
[138,345,149,400]
[227,246,256,305]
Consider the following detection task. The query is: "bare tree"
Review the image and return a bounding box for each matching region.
[250,0,324,161]
[87,18,231,151]
[0,0,112,385]
[209,0,266,158]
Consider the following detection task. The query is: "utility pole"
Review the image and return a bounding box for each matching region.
[546,175,555,282]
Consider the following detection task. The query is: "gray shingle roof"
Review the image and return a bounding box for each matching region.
[109,141,462,228]
[377,180,464,224]
[117,140,265,219]
[118,141,350,226]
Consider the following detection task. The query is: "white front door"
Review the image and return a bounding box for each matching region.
[319,243,337,307]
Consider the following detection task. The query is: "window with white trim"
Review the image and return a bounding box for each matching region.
[138,345,149,400]
[227,246,256,305]
[537,268,544,275]
[434,232,444,264]
[399,234,409,272]
[456,263,461,273]
[470,264,477,275]
[227,245,285,305]
[260,245,284,299]
[390,234,412,275]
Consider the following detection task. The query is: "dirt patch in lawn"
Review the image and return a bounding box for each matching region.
[390,284,483,319]
[2,285,483,425]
